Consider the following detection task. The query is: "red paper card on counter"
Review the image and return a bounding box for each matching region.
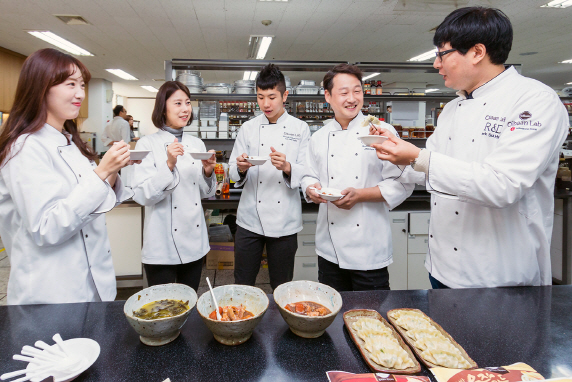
[326,371,431,382]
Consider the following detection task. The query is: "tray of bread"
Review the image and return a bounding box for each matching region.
[386,308,477,369]
[343,309,421,374]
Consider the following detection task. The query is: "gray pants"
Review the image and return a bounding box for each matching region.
[234,226,297,291]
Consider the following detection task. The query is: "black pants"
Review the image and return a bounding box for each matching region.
[234,226,297,291]
[144,257,204,292]
[318,256,390,292]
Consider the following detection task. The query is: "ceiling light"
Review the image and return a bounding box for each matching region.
[567,82,572,85]
[27,31,93,56]
[425,89,440,93]
[408,49,437,62]
[141,86,158,93]
[362,73,380,81]
[560,59,572,64]
[247,36,273,59]
[541,0,572,8]
[258,0,288,2]
[106,69,138,80]
[243,71,252,80]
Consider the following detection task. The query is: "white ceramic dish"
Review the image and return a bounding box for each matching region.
[25,338,100,382]
[273,280,343,338]
[357,135,388,146]
[312,187,344,202]
[128,150,151,161]
[189,151,214,160]
[124,284,197,346]
[245,156,269,166]
[196,284,269,346]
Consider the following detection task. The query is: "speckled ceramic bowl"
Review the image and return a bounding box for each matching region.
[197,284,269,345]
[273,280,343,338]
[124,283,197,346]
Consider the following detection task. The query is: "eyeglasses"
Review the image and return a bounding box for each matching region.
[435,48,457,61]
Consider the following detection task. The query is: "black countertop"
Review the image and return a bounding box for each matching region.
[1,286,572,382]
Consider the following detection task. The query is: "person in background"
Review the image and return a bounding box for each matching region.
[0,48,136,305]
[101,105,131,147]
[371,7,569,289]
[131,81,216,291]
[229,64,310,291]
[300,64,414,292]
[126,115,139,142]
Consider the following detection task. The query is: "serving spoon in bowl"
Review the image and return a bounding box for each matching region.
[206,277,222,321]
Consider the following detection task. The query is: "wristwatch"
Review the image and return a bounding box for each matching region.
[238,168,247,176]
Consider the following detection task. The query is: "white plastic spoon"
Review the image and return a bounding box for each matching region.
[1,363,55,380]
[51,334,71,358]
[33,341,65,358]
[206,277,222,321]
[21,347,62,363]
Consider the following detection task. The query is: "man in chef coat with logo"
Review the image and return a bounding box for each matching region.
[371,7,570,288]
[300,64,414,291]
[229,64,310,290]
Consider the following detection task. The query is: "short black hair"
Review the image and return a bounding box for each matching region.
[113,105,125,116]
[323,64,362,94]
[433,7,512,65]
[256,64,286,94]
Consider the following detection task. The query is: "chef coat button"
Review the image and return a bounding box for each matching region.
[454,247,457,251]
[283,126,286,128]
[192,162,195,165]
[197,224,199,227]
[259,201,261,203]
[333,134,335,136]
[108,250,110,253]
[261,144,264,146]
[459,104,461,107]
[449,137,451,140]
[430,235,433,238]
[78,174,81,177]
[331,155,334,157]
[260,181,262,184]
[174,207,177,209]
[331,222,334,225]
[194,182,196,185]
[282,143,284,146]
[484,103,486,105]
[278,201,280,203]
[356,176,358,179]
[472,139,474,142]
[434,202,436,205]
[355,153,358,156]
[195,203,197,206]
[85,234,88,238]
[175,229,177,231]
[357,224,359,227]
[455,211,458,215]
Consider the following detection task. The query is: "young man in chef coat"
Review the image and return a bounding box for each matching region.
[229,64,311,290]
[300,64,415,291]
[371,7,569,289]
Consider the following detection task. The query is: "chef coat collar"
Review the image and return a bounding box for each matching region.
[330,112,365,131]
[260,110,289,125]
[43,123,72,145]
[456,66,516,100]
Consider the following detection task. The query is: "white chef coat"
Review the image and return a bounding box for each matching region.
[229,112,311,238]
[0,124,133,305]
[400,66,570,288]
[300,113,414,270]
[132,129,216,265]
[101,116,130,147]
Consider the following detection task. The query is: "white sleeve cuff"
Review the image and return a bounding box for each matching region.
[413,149,431,174]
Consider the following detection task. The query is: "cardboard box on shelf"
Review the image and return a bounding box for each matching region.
[206,242,234,270]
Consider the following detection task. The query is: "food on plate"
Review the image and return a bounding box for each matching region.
[284,301,331,316]
[361,115,382,127]
[351,317,415,370]
[209,305,255,321]
[388,309,472,369]
[133,299,190,320]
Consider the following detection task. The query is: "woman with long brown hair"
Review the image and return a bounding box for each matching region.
[0,48,136,305]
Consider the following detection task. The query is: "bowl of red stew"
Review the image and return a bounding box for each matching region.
[197,284,269,345]
[273,280,343,338]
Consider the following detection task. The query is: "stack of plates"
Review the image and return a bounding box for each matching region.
[234,80,256,94]
[176,70,203,93]
[204,83,232,94]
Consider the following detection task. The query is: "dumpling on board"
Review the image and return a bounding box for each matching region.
[352,317,391,333]
[421,348,472,369]
[414,336,457,353]
[394,315,434,331]
[404,327,446,342]
[364,341,416,369]
[388,309,428,321]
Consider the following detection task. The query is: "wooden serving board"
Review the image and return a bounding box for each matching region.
[386,308,477,369]
[343,309,421,374]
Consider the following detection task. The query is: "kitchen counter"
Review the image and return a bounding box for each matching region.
[1,286,571,382]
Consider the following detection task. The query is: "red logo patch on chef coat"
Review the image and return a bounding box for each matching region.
[510,127,515,131]
[519,111,532,120]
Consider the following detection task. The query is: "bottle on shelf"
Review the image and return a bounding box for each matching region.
[364,81,371,95]
[376,81,383,95]
[371,81,377,95]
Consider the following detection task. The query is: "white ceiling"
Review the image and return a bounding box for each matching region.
[1,0,571,96]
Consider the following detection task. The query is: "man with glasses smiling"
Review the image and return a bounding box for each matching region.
[371,7,569,289]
